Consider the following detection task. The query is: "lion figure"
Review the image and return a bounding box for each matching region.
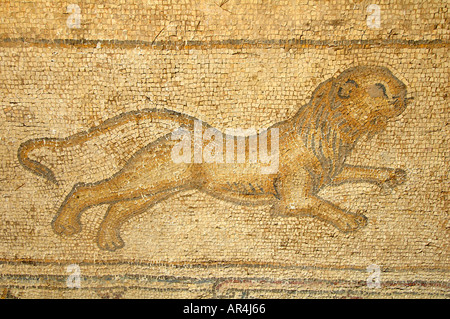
[18,65,411,251]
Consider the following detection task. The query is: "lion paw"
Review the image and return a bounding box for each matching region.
[336,212,368,233]
[52,215,81,236]
[384,168,407,188]
[97,226,124,251]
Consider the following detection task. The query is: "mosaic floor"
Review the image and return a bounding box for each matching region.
[0,0,448,298]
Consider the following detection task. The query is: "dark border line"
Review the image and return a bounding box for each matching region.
[2,273,448,289]
[1,275,448,291]
[0,37,448,50]
[1,258,449,273]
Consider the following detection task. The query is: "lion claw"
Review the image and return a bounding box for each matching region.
[338,212,368,233]
[52,217,81,236]
[97,227,124,251]
[385,168,407,188]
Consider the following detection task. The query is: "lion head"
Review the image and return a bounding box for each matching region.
[295,65,410,179]
[326,66,409,141]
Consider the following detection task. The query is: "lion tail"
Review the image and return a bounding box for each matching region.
[18,138,60,184]
[17,108,196,185]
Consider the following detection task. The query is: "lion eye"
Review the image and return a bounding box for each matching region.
[367,83,388,99]
[375,83,387,95]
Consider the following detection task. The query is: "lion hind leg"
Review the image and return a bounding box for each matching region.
[51,180,126,236]
[97,190,179,251]
[52,148,192,237]
[52,174,179,237]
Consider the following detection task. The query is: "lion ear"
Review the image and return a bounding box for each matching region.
[337,79,359,99]
[310,78,333,102]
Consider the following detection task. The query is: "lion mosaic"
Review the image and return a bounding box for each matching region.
[18,65,411,251]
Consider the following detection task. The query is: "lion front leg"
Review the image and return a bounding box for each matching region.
[271,196,367,232]
[271,169,367,232]
[330,164,407,188]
